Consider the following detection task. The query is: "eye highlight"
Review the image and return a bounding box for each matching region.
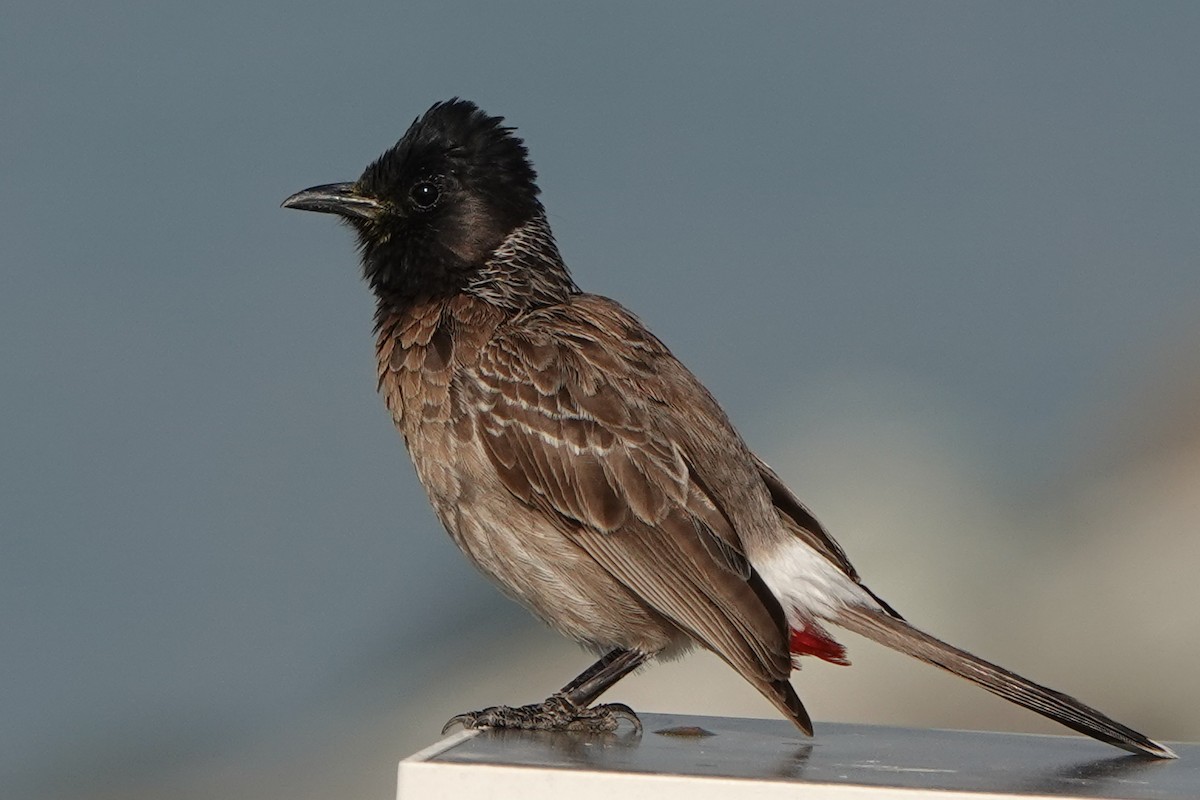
[409,180,441,210]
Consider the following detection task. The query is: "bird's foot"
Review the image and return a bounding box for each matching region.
[442,693,642,734]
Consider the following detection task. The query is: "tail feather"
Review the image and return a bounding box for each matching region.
[835,605,1176,759]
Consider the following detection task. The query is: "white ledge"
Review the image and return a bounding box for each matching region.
[398,713,1192,799]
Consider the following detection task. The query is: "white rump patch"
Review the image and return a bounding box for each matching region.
[754,540,877,622]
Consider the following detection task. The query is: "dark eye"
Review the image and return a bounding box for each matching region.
[410,180,440,210]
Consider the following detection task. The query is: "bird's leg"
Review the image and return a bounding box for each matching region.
[558,647,647,707]
[442,648,647,734]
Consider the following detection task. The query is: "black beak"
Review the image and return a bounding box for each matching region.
[281,182,383,221]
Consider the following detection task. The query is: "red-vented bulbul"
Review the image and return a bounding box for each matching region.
[282,99,1173,758]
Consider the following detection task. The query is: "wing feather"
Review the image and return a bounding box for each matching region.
[753,455,859,579]
[468,299,791,684]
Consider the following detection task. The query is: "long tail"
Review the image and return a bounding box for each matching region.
[834,605,1176,758]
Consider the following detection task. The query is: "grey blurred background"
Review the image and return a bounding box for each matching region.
[3,3,1198,798]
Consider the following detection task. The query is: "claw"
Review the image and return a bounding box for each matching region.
[441,713,477,735]
[601,702,643,734]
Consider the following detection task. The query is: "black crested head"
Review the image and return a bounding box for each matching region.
[283,99,575,312]
[359,99,540,235]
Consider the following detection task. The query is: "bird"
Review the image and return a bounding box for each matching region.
[282,98,1174,758]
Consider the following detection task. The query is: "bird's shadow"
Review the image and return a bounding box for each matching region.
[477,726,643,769]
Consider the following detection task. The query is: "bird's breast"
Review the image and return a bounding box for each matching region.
[375,296,498,429]
[373,296,505,508]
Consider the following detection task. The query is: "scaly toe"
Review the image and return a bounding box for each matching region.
[440,697,642,734]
